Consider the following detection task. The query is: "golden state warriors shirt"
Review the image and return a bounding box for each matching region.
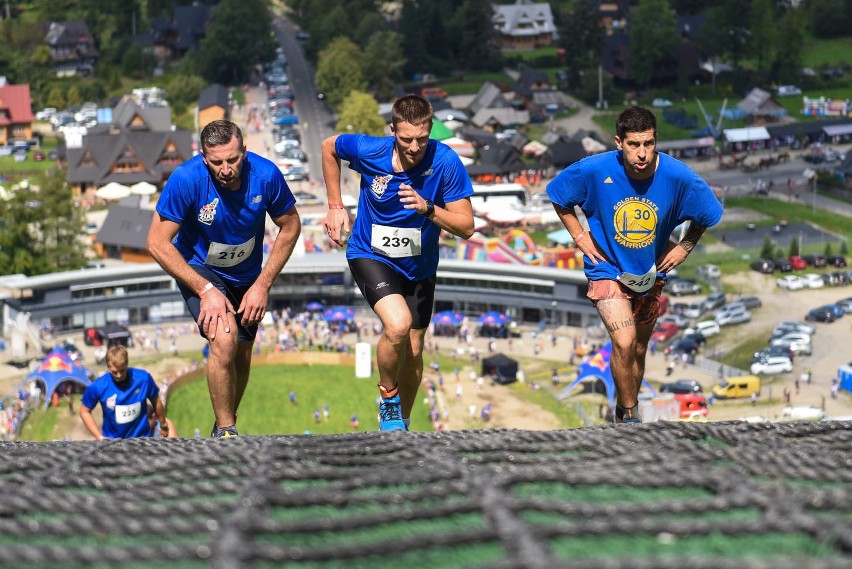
[337,134,473,281]
[157,152,296,286]
[546,151,723,288]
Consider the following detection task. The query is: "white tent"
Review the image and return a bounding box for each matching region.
[130,181,158,195]
[581,136,607,153]
[95,182,131,201]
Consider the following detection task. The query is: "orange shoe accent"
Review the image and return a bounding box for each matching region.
[378,384,399,398]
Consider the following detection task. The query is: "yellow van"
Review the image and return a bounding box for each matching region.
[712,375,761,399]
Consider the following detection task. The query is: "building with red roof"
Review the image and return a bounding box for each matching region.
[0,82,35,146]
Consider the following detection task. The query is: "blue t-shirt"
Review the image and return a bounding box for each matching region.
[156,152,296,286]
[337,134,474,281]
[81,368,160,439]
[546,151,723,283]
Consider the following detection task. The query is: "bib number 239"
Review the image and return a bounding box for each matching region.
[371,225,421,258]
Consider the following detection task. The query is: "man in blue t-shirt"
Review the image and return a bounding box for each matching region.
[322,95,475,431]
[80,345,167,439]
[547,106,723,424]
[147,120,301,437]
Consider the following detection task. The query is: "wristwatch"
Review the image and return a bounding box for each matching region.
[423,199,435,218]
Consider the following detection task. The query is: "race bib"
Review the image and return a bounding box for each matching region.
[114,402,141,425]
[618,264,657,293]
[370,225,421,258]
[205,236,255,267]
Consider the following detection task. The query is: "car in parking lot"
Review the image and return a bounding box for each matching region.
[652,322,680,342]
[749,258,775,274]
[695,264,721,280]
[659,379,703,394]
[788,255,807,270]
[716,309,752,326]
[737,296,762,309]
[805,306,835,322]
[668,336,701,355]
[667,279,701,296]
[773,258,793,272]
[702,292,726,311]
[684,320,720,337]
[776,320,815,335]
[652,98,673,108]
[776,275,804,290]
[753,346,794,363]
[836,298,852,313]
[824,303,845,319]
[751,355,794,375]
[776,85,802,97]
[681,301,706,319]
[657,313,689,329]
[292,191,324,206]
[803,254,827,268]
[799,273,825,289]
[827,255,847,267]
[769,336,812,356]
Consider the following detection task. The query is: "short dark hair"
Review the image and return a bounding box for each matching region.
[615,106,657,140]
[391,94,433,129]
[200,120,244,152]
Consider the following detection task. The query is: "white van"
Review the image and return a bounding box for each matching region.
[776,85,802,97]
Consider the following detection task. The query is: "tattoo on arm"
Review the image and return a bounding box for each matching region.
[678,225,707,253]
[607,318,636,333]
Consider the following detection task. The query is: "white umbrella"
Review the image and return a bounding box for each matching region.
[130,181,158,195]
[96,182,131,201]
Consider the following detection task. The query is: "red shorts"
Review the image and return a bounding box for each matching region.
[587,278,666,325]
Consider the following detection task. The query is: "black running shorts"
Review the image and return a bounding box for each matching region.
[348,257,435,329]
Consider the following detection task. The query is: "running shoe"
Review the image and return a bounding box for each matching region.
[211,425,239,438]
[615,405,642,424]
[378,385,407,431]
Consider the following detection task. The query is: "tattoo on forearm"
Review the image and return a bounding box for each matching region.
[607,318,635,333]
[678,225,706,253]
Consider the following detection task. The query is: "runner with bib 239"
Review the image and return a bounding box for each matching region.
[547,106,723,424]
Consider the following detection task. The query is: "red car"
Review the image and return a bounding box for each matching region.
[788,255,807,270]
[652,322,680,342]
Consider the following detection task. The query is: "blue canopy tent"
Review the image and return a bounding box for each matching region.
[432,310,464,326]
[558,343,656,409]
[322,306,355,322]
[19,346,92,409]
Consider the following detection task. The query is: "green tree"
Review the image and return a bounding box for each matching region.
[789,236,799,258]
[336,90,386,136]
[362,31,406,102]
[315,37,366,111]
[556,0,603,89]
[195,0,277,84]
[809,0,852,38]
[449,0,502,72]
[46,86,66,110]
[840,240,848,256]
[773,7,806,84]
[749,0,776,82]
[164,72,206,116]
[0,174,87,276]
[760,236,774,259]
[824,242,833,256]
[65,85,82,107]
[628,0,680,88]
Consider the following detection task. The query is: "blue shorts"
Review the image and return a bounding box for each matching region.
[177,264,258,342]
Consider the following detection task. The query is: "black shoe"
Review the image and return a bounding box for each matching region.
[615,405,641,424]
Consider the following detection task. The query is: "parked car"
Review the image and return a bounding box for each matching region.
[716,309,752,326]
[773,258,793,272]
[824,303,845,319]
[668,279,701,296]
[803,254,827,268]
[657,314,690,329]
[776,275,804,290]
[292,190,323,206]
[826,255,847,267]
[751,355,794,375]
[714,301,746,318]
[753,346,794,364]
[712,375,761,399]
[777,320,816,334]
[799,273,825,289]
[836,298,852,314]
[788,256,808,270]
[737,296,762,309]
[652,322,680,342]
[695,264,721,281]
[805,307,835,322]
[702,292,726,311]
[771,323,813,339]
[684,320,721,337]
[769,336,812,356]
[652,98,673,108]
[750,258,775,274]
[659,379,703,394]
[668,337,700,355]
[776,85,802,97]
[681,301,706,319]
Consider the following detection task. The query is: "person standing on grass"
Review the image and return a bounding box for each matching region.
[547,106,723,424]
[147,120,300,438]
[321,95,474,431]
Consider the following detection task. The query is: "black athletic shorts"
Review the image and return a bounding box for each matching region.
[177,264,258,342]
[348,257,435,329]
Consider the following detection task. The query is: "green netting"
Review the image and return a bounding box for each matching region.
[0,421,850,568]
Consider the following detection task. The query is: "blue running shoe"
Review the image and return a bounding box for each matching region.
[378,393,407,431]
[212,425,239,438]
